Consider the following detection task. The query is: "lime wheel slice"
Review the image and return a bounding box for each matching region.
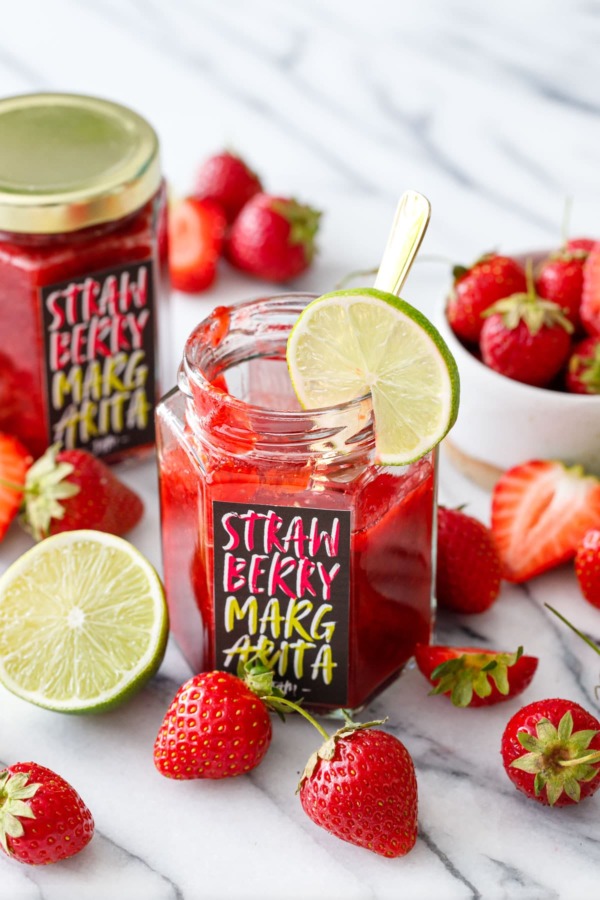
[286,287,460,464]
[0,530,168,713]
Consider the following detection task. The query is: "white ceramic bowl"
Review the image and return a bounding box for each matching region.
[435,262,600,490]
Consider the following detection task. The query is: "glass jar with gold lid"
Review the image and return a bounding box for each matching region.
[0,92,169,461]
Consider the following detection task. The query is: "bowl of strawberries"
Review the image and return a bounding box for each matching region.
[437,239,600,488]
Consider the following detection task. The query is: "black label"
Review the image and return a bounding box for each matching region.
[213,500,351,706]
[40,259,156,458]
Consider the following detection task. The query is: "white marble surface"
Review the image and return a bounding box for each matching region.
[1,1,600,898]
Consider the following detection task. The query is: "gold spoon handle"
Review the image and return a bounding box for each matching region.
[373,190,431,296]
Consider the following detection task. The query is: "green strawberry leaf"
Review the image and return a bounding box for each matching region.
[428,647,524,708]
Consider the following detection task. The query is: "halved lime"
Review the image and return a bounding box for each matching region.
[0,530,168,713]
[286,287,460,465]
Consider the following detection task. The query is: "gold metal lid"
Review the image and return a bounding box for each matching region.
[0,93,161,234]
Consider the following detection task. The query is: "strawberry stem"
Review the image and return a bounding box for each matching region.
[264,695,330,740]
[558,750,600,768]
[524,257,536,298]
[561,196,573,246]
[545,604,600,657]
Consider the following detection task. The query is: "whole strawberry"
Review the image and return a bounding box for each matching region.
[581,244,600,336]
[415,645,538,707]
[194,150,263,223]
[501,699,600,806]
[447,254,527,344]
[565,335,600,394]
[298,721,418,858]
[154,665,279,779]
[0,432,33,541]
[575,529,600,609]
[480,261,574,387]
[0,762,94,865]
[226,193,321,283]
[19,444,144,541]
[491,460,600,582]
[436,506,501,613]
[536,249,588,328]
[567,237,596,254]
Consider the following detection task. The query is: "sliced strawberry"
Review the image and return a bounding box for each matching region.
[0,433,33,541]
[169,197,227,293]
[491,460,600,582]
[582,244,600,336]
[415,644,538,707]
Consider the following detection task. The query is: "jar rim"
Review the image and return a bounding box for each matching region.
[181,292,372,420]
[0,93,161,234]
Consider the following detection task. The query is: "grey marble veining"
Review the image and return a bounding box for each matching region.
[1,1,600,897]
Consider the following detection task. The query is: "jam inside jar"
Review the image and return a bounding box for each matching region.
[157,294,436,714]
[0,93,169,461]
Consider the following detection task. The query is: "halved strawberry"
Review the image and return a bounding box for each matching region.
[169,197,227,293]
[0,433,33,541]
[415,644,538,707]
[491,460,600,582]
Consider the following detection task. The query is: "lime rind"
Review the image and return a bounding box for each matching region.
[0,530,168,713]
[286,287,460,465]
